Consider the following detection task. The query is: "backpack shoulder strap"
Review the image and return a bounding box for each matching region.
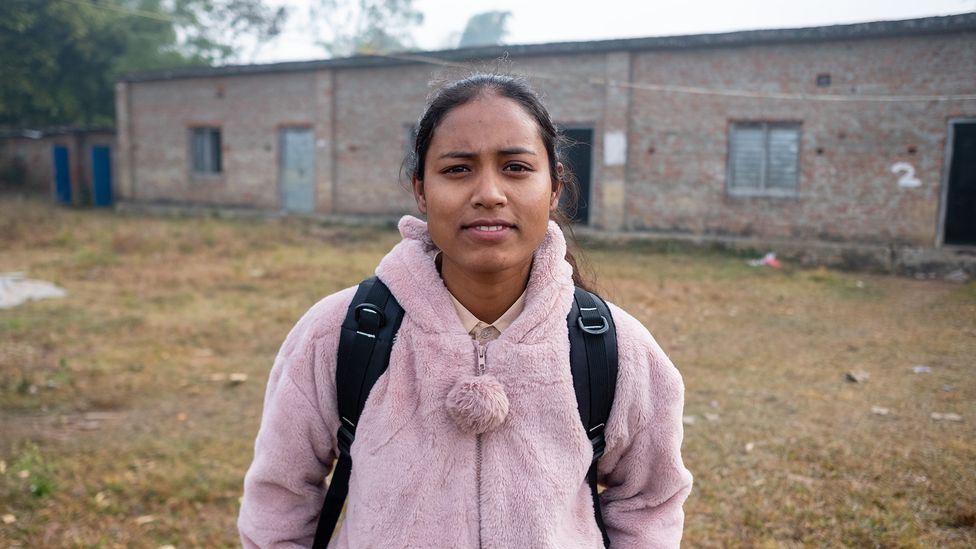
[567,286,618,548]
[314,281,616,547]
[313,276,404,549]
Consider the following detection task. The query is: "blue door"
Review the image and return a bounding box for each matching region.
[53,145,71,204]
[279,128,315,213]
[91,146,113,207]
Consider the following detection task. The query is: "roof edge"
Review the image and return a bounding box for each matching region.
[0,126,116,139]
[121,12,976,83]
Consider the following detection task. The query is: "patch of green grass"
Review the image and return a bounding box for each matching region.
[4,444,58,500]
[73,247,120,268]
[0,317,25,335]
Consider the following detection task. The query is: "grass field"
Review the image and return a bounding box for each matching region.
[1,196,974,548]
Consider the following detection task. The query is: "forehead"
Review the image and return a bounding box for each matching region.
[428,94,543,152]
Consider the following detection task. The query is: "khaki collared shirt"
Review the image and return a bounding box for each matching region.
[448,290,526,345]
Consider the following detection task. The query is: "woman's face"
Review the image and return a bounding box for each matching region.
[413,93,561,281]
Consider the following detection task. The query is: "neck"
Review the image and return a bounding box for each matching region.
[440,257,531,324]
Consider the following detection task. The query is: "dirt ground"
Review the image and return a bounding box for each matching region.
[1,196,974,548]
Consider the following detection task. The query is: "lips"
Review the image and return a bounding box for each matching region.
[460,219,516,241]
[462,219,515,231]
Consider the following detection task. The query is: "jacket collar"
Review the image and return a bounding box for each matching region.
[375,215,575,344]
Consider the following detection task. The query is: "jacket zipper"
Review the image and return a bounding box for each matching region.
[475,341,486,549]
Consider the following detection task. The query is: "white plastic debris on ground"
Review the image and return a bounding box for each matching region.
[0,272,67,309]
[747,252,782,269]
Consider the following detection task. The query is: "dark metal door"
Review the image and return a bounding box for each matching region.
[91,146,113,207]
[280,128,315,213]
[944,123,976,245]
[53,145,71,205]
[561,128,593,224]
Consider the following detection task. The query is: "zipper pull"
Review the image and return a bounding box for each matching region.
[477,344,486,376]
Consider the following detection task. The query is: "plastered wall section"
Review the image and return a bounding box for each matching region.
[123,70,333,211]
[625,32,976,246]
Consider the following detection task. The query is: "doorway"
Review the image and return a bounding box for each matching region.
[91,145,113,207]
[560,128,594,225]
[942,121,976,245]
[52,145,71,205]
[279,127,315,213]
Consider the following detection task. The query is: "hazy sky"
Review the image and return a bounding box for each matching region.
[251,0,976,63]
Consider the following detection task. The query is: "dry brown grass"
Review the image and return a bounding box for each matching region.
[1,196,973,548]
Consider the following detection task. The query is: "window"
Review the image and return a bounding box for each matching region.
[191,127,222,175]
[728,122,800,195]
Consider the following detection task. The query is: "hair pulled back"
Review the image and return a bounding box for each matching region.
[405,73,593,291]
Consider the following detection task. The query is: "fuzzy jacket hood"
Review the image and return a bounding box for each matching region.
[239,216,693,548]
[376,215,575,344]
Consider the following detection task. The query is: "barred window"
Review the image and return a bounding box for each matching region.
[190,127,222,175]
[728,122,800,195]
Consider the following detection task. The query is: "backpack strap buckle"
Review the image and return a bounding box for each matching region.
[354,303,386,338]
[578,314,609,335]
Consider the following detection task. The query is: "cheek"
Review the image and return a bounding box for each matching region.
[422,191,458,249]
[521,187,555,240]
[425,193,452,222]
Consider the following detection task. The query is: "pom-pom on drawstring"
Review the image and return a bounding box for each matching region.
[446,374,510,434]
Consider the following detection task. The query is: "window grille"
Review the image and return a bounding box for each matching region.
[191,127,222,175]
[728,122,800,195]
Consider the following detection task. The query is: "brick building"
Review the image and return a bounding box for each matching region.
[0,128,115,206]
[115,14,976,251]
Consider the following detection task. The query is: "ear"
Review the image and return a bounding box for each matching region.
[550,162,565,211]
[412,176,428,214]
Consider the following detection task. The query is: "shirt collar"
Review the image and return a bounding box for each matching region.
[448,289,527,335]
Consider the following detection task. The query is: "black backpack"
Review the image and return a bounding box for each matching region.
[313,276,618,548]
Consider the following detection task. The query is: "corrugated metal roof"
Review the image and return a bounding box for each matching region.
[121,12,976,83]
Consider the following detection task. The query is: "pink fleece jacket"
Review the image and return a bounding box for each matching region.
[238,216,693,548]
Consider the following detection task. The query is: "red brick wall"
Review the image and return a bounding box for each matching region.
[1,132,115,203]
[1,137,54,193]
[330,54,609,215]
[626,33,976,245]
[125,71,324,209]
[332,64,430,215]
[119,30,976,246]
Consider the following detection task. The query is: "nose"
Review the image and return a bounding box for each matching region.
[471,170,507,209]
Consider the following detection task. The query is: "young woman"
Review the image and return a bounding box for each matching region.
[239,73,692,548]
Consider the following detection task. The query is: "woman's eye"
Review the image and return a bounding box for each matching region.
[443,165,470,174]
[505,164,531,172]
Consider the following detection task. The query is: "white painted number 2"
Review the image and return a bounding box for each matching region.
[891,162,921,188]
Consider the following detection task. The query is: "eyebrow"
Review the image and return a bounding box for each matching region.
[438,147,537,159]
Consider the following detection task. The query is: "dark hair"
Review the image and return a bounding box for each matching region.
[405,73,594,291]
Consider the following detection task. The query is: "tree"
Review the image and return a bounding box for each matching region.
[165,0,288,65]
[311,0,423,57]
[0,0,287,127]
[458,10,511,48]
[1,0,125,127]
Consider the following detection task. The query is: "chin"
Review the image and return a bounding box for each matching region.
[460,253,522,275]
